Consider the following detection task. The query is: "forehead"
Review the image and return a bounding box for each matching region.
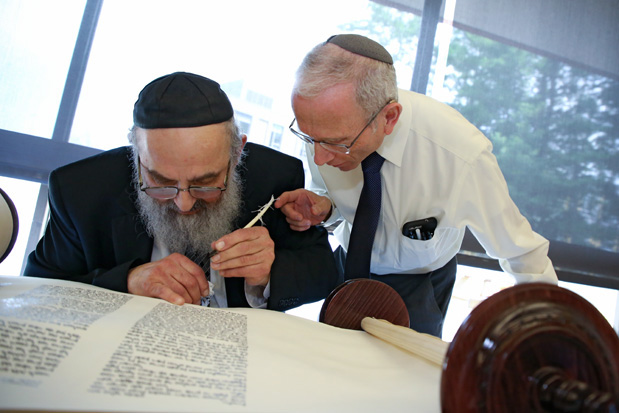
[136,124,230,173]
[292,83,365,138]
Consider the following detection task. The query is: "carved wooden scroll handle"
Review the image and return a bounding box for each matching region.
[441,283,619,412]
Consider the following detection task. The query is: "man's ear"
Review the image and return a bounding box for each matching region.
[234,134,248,166]
[383,102,402,136]
[241,134,247,152]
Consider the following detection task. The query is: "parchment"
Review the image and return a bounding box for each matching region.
[0,276,440,412]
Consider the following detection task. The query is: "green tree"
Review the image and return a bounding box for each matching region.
[448,31,619,251]
[340,2,421,74]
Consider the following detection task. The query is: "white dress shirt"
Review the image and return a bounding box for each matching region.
[309,89,557,284]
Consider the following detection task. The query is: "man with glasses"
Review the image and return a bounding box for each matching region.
[275,34,557,337]
[25,72,339,311]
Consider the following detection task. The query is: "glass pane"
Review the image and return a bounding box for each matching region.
[287,263,619,341]
[339,2,421,91]
[443,266,514,341]
[0,177,42,276]
[69,0,419,164]
[443,265,618,341]
[0,0,85,138]
[436,28,619,253]
[269,124,284,150]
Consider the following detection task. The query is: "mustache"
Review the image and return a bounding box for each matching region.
[160,197,210,213]
[132,164,244,259]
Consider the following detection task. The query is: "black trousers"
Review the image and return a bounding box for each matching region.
[334,247,457,338]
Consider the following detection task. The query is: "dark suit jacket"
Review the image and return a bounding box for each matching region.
[25,143,339,311]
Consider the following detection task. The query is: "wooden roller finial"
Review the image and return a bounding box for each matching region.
[441,283,619,412]
[320,280,619,411]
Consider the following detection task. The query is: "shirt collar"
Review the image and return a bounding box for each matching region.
[375,89,411,169]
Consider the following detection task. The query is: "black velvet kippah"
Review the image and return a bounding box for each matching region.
[326,34,393,65]
[133,72,234,129]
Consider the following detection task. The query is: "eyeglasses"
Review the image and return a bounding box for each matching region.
[289,100,394,155]
[138,156,229,201]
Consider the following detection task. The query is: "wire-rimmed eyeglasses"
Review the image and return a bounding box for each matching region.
[289,100,394,155]
[138,156,229,201]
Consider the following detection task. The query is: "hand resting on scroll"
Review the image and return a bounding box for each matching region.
[128,253,209,306]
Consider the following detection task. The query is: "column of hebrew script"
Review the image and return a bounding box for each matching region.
[89,303,248,406]
[0,284,132,387]
[1,282,249,411]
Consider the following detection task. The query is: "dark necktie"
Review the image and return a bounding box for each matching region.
[345,151,385,279]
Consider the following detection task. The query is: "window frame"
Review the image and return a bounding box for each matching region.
[0,0,616,289]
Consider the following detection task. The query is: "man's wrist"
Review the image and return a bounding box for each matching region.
[320,206,333,224]
[319,198,335,224]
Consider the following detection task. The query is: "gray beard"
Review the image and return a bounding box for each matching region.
[134,167,243,265]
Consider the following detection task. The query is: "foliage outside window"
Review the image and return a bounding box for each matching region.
[343,3,619,254]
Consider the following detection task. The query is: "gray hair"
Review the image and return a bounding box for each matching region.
[127,117,245,161]
[293,42,398,117]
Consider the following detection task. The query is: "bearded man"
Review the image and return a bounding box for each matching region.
[25,72,339,311]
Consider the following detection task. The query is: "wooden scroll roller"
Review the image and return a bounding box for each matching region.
[320,279,619,412]
[319,278,410,330]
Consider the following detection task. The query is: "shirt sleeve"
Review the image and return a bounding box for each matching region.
[454,150,558,284]
[244,281,270,309]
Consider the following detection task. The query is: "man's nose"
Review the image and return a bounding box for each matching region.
[313,143,335,166]
[174,189,197,212]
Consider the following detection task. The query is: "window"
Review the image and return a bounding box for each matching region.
[269,125,284,150]
[0,1,85,138]
[252,119,270,146]
[235,112,253,137]
[1,0,617,337]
